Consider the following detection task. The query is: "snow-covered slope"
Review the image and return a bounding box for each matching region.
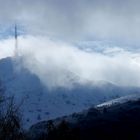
[0,57,140,128]
[29,95,140,140]
[96,94,140,108]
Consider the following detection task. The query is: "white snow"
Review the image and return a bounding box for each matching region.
[96,94,140,108]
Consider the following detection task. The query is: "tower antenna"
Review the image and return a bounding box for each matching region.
[14,24,18,56]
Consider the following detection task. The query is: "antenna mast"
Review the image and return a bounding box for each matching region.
[14,24,18,56]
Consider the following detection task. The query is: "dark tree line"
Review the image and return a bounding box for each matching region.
[0,80,26,140]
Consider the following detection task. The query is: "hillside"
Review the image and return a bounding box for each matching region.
[29,95,140,140]
[0,57,140,129]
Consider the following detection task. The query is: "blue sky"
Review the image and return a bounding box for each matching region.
[0,24,25,39]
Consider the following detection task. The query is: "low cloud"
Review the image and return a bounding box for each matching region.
[0,38,15,59]
[1,36,140,89]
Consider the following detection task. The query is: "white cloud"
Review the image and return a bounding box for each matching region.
[0,38,15,59]
[1,36,140,89]
[1,0,140,89]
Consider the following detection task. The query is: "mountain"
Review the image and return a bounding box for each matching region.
[28,94,140,140]
[0,57,140,129]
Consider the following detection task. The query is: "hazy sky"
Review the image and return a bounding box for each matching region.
[0,0,140,44]
[1,0,140,89]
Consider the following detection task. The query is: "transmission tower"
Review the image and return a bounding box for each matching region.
[14,24,18,57]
